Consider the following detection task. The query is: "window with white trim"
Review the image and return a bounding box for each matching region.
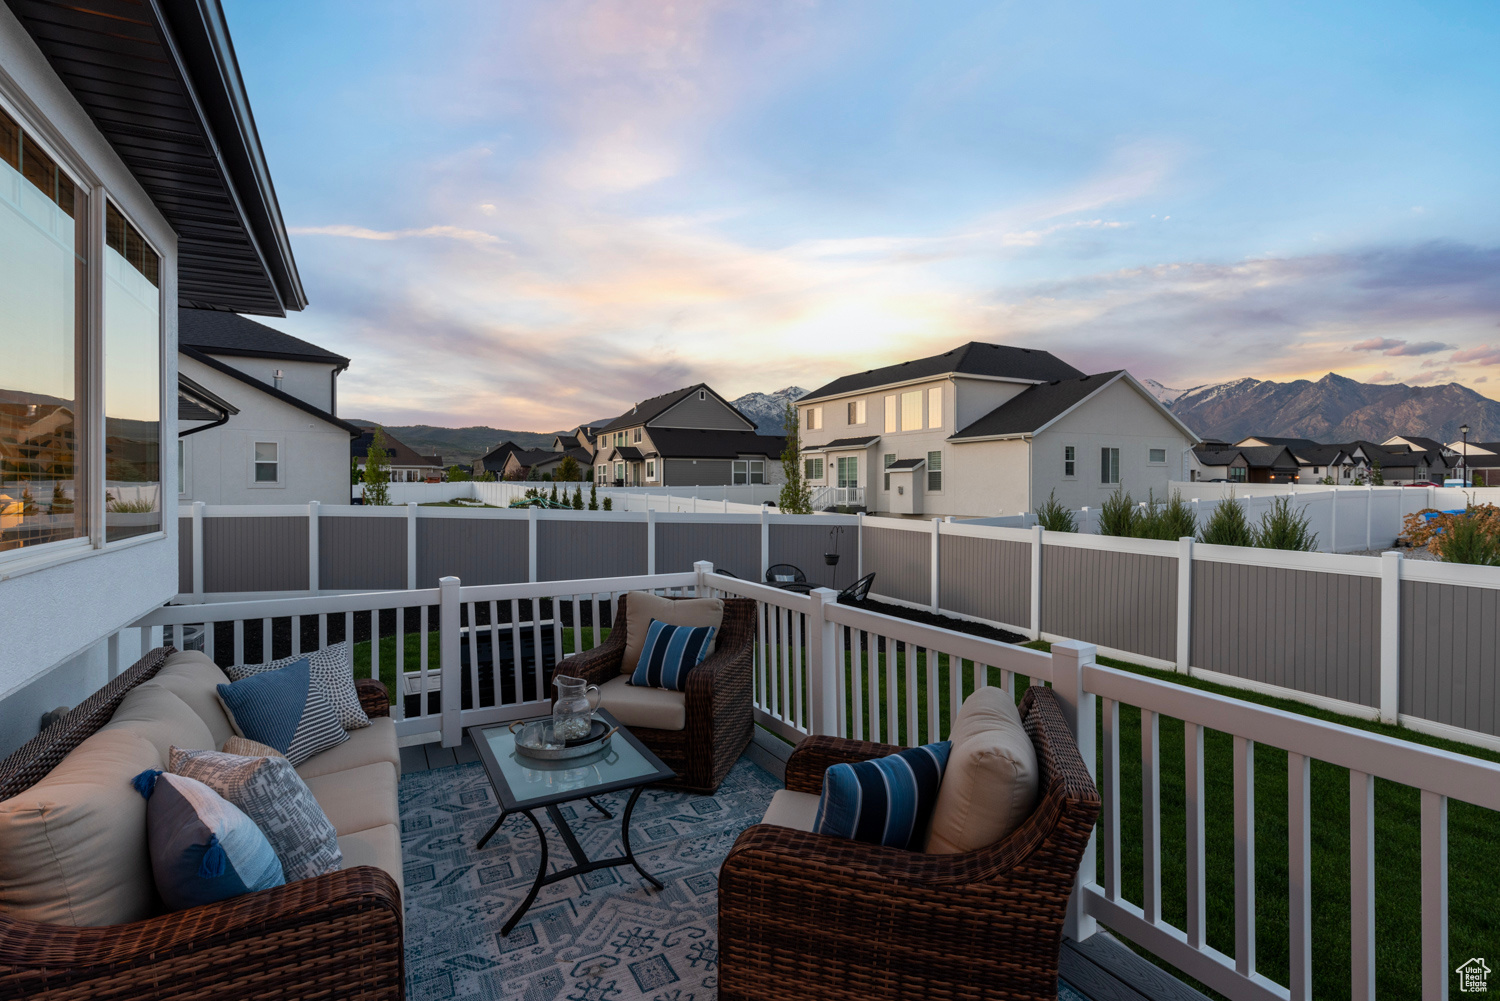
[928,386,942,428]
[253,442,280,484]
[900,390,922,431]
[633,428,642,444]
[837,456,858,488]
[1148,447,1167,464]
[804,406,822,431]
[1064,445,1076,478]
[884,395,897,433]
[847,399,865,425]
[883,452,896,490]
[646,459,655,479]
[732,459,766,485]
[926,451,942,492]
[1100,447,1120,485]
[804,457,824,480]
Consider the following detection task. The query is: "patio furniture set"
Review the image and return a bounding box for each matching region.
[0,581,1098,1001]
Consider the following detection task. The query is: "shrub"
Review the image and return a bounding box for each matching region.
[1159,491,1197,540]
[1035,491,1075,533]
[549,484,558,502]
[1254,496,1319,551]
[1096,488,1136,537]
[588,481,598,510]
[572,486,583,510]
[602,496,613,511]
[1198,495,1253,547]
[556,455,582,482]
[1435,508,1500,565]
[1370,461,1384,486]
[363,428,392,506]
[1132,491,1164,539]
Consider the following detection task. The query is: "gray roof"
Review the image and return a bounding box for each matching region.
[1291,444,1348,465]
[1193,448,1245,466]
[180,309,349,369]
[1390,436,1449,452]
[885,458,926,470]
[803,435,880,452]
[802,342,1084,404]
[1237,445,1300,470]
[598,384,755,433]
[351,429,440,465]
[183,346,360,435]
[643,428,785,459]
[1238,435,1320,449]
[949,372,1123,440]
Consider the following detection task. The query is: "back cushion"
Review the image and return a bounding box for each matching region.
[102,681,216,759]
[623,592,723,674]
[925,686,1039,854]
[153,652,236,748]
[0,729,163,926]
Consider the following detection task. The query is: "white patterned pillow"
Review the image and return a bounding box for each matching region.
[170,746,342,882]
[229,641,369,731]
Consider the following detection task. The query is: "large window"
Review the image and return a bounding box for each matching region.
[103,202,161,539]
[804,457,824,480]
[846,400,865,426]
[733,459,765,485]
[927,451,942,492]
[884,396,897,433]
[837,456,858,489]
[1230,466,1248,483]
[0,107,88,555]
[928,387,943,429]
[901,390,923,431]
[804,407,822,431]
[1100,447,1120,485]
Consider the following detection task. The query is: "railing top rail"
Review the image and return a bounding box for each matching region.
[1191,541,1383,576]
[135,586,444,624]
[1041,531,1179,557]
[823,599,1054,679]
[1401,556,1500,589]
[938,520,1034,543]
[704,573,816,613]
[460,571,698,601]
[1085,663,1500,809]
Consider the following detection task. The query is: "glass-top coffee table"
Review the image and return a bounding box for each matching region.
[469,708,677,935]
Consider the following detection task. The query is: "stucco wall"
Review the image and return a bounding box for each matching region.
[208,355,338,413]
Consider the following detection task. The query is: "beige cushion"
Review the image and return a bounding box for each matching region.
[0,729,162,926]
[925,686,1039,854]
[153,652,236,747]
[223,736,284,758]
[295,716,400,780]
[761,789,820,832]
[337,824,403,898]
[304,761,399,836]
[622,591,723,674]
[597,673,685,731]
[101,681,216,759]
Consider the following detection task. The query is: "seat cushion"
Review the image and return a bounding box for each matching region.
[137,771,284,911]
[217,658,349,766]
[102,681,216,759]
[813,742,951,850]
[0,729,163,926]
[337,824,403,898]
[623,592,723,675]
[760,789,820,832]
[597,673,685,731]
[294,716,400,780]
[925,686,1040,854]
[303,762,399,836]
[154,651,237,747]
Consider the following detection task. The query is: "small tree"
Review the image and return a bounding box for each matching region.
[350,457,361,486]
[363,428,392,506]
[504,465,526,481]
[572,486,584,510]
[1319,475,1335,485]
[1254,495,1319,551]
[50,483,72,515]
[1370,461,1384,486]
[589,481,599,510]
[557,455,582,482]
[1097,488,1136,537]
[778,402,812,514]
[602,496,613,511]
[1159,490,1197,540]
[1035,491,1076,532]
[446,464,471,482]
[1198,494,1253,547]
[525,464,540,482]
[549,484,558,503]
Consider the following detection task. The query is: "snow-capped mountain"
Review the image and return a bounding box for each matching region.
[1141,379,1188,406]
[732,387,809,434]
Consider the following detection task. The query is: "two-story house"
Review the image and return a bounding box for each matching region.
[592,385,784,487]
[179,308,362,504]
[797,342,1198,517]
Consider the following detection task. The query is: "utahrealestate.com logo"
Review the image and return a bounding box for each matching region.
[1458,958,1491,994]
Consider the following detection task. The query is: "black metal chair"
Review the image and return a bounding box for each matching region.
[765,563,807,586]
[837,572,875,604]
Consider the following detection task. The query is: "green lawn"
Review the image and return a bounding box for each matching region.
[350,625,609,701]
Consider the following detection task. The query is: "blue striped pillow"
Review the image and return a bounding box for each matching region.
[216,658,348,766]
[629,619,717,691]
[813,741,952,850]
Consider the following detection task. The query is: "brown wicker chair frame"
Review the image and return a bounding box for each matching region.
[553,593,755,794]
[717,685,1100,1001]
[0,648,404,1001]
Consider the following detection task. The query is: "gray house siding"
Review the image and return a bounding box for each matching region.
[663,459,733,486]
[653,392,753,430]
[203,517,309,593]
[1043,547,1175,663]
[939,534,1029,629]
[1401,579,1500,737]
[321,515,407,591]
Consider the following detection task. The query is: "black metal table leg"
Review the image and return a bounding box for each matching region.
[476,809,509,850]
[586,796,613,819]
[500,809,548,936]
[620,785,663,889]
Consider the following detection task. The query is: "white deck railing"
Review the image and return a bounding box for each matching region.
[126,562,1500,999]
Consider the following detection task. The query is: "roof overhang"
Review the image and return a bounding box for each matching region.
[799,372,1041,407]
[177,371,237,435]
[7,0,306,315]
[801,436,881,453]
[946,371,1202,445]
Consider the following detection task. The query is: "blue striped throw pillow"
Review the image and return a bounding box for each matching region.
[216,658,348,766]
[629,619,717,691]
[813,741,952,850]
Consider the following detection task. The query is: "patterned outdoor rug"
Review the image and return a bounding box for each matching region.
[399,757,1094,1001]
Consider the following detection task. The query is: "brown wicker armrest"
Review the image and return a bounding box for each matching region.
[0,866,403,1000]
[782,734,905,794]
[553,638,625,690]
[355,678,391,719]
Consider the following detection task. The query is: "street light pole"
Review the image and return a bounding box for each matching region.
[1460,423,1470,486]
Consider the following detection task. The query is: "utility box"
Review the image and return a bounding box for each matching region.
[886,459,926,515]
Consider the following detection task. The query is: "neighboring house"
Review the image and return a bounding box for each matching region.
[1344,440,1451,484]
[1445,440,1500,485]
[1191,445,1301,483]
[1233,436,1354,482]
[352,429,444,485]
[798,344,1197,517]
[177,309,360,505]
[592,385,785,487]
[498,446,591,481]
[474,440,524,479]
[0,1,304,750]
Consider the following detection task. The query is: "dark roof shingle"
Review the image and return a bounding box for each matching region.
[949,372,1124,440]
[802,342,1084,403]
[180,309,350,368]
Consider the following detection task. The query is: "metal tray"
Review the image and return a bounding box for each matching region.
[510,718,618,761]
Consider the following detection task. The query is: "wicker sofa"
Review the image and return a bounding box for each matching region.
[717,685,1100,1001]
[553,593,756,793]
[0,647,404,1001]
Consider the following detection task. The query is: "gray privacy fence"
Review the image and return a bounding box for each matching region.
[858,516,1500,749]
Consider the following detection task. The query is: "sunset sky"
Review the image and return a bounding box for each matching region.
[224,0,1500,430]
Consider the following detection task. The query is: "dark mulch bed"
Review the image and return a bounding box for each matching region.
[850,596,1028,645]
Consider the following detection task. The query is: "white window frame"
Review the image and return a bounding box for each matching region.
[900,390,922,431]
[884,395,897,433]
[928,386,942,429]
[1100,447,1120,485]
[1064,444,1076,478]
[847,399,866,426]
[250,440,283,487]
[633,428,642,444]
[837,455,859,489]
[645,459,655,479]
[926,450,942,492]
[1148,447,1167,465]
[804,456,824,481]
[178,439,188,496]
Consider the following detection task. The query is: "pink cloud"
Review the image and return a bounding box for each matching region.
[1451,345,1500,365]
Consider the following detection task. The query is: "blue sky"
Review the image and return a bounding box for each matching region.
[224,0,1500,429]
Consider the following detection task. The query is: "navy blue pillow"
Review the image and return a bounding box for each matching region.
[813,741,952,850]
[629,619,717,691]
[216,657,348,766]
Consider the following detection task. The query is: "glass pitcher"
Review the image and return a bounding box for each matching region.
[552,674,600,741]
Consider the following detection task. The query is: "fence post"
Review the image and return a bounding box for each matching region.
[1030,524,1044,640]
[856,511,864,577]
[191,501,205,603]
[1379,551,1402,724]
[406,503,418,589]
[693,560,714,597]
[930,517,941,613]
[807,587,840,736]
[527,505,538,583]
[439,575,463,747]
[1176,536,1193,673]
[760,508,770,580]
[1051,639,1098,942]
[1330,487,1338,553]
[1080,506,1090,534]
[307,500,320,595]
[1365,486,1373,551]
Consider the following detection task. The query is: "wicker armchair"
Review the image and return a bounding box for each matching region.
[0,649,404,1001]
[554,594,755,794]
[718,685,1100,1001]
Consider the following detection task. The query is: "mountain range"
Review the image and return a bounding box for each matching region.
[347,421,564,466]
[731,387,808,434]
[1145,373,1500,444]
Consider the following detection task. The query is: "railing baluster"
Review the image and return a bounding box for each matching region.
[790,611,804,730]
[420,605,431,715]
[1186,721,1206,950]
[204,620,215,662]
[261,618,271,664]
[292,615,301,657]
[753,602,765,710]
[589,594,600,650]
[834,622,847,738]
[467,601,481,708]
[551,595,564,673]
[1289,752,1312,1001]
[489,600,500,705]
[905,642,918,746]
[510,598,523,706]
[530,596,544,702]
[1350,770,1375,1001]
[1102,698,1121,901]
[851,629,864,741]
[948,653,962,732]
[369,610,379,686]
[570,596,581,658]
[973,660,985,692]
[780,607,793,723]
[885,636,898,745]
[1233,735,1256,979]
[925,648,938,744]
[398,607,408,714]
[766,606,779,717]
[1142,709,1161,925]
[1421,789,1449,1001]
[868,632,881,743]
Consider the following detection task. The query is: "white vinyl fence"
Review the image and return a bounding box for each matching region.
[363,480,779,512]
